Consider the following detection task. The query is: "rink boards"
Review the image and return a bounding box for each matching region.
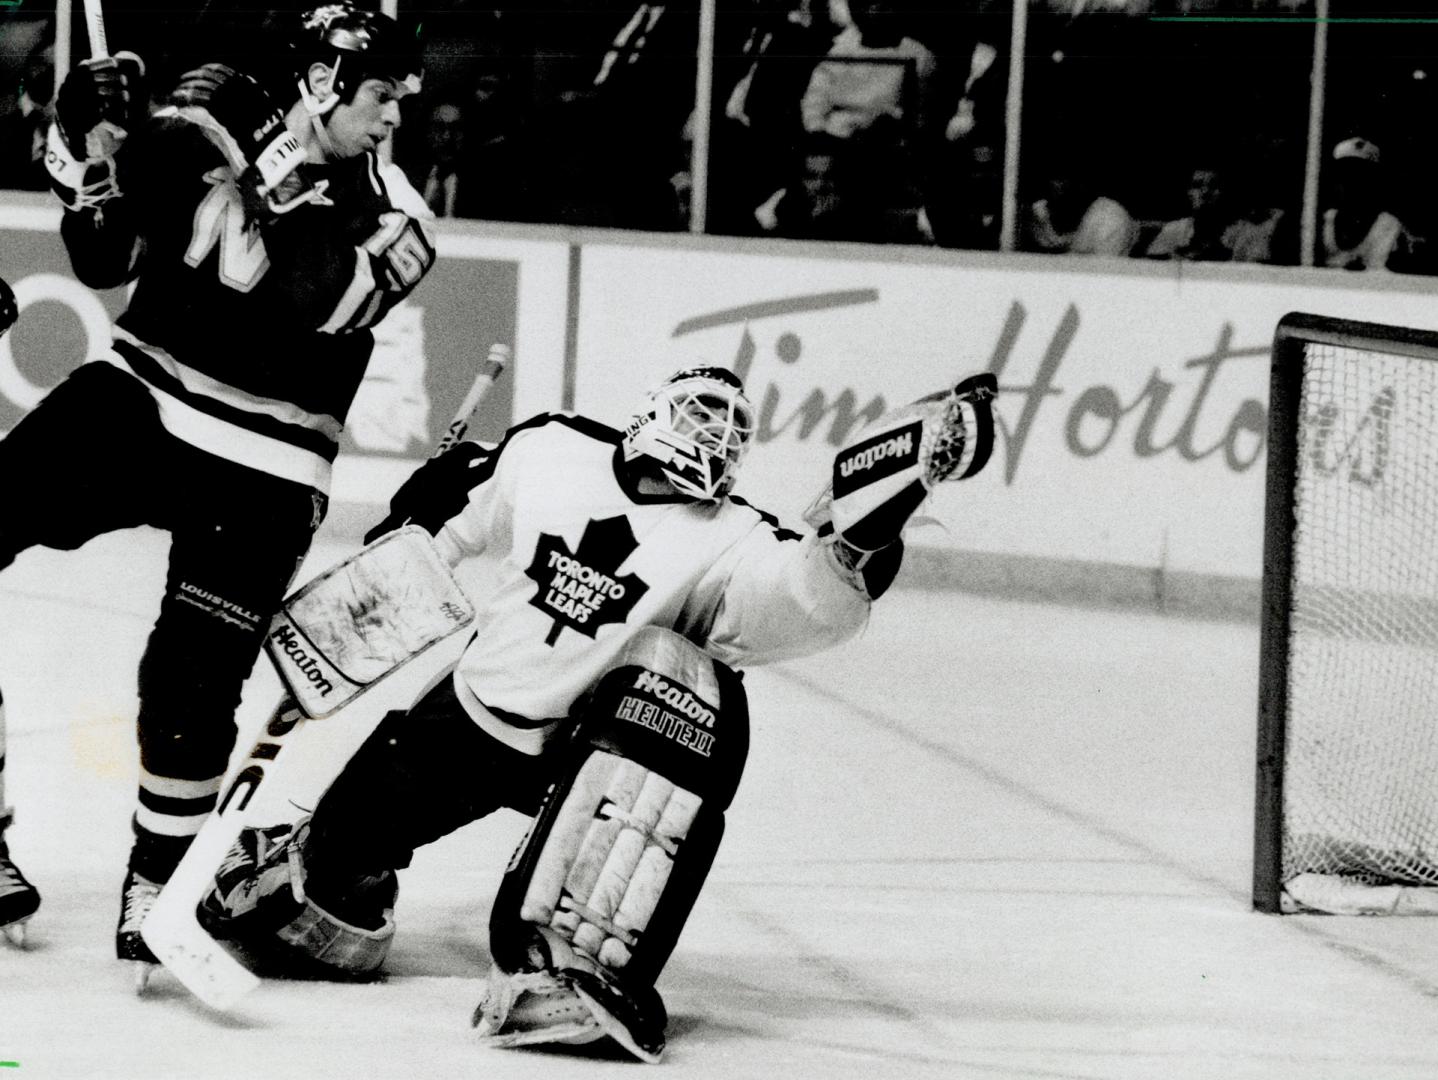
[7,193,1438,616]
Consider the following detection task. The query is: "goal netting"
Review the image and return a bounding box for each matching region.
[1254,313,1438,915]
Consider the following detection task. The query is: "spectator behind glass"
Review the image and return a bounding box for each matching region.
[1143,163,1238,262]
[0,40,55,191]
[799,0,937,142]
[1222,163,1297,266]
[1022,171,1138,256]
[1320,136,1421,271]
[706,0,834,238]
[574,1,701,231]
[788,0,939,243]
[420,102,467,218]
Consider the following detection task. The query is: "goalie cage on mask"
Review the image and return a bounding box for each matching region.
[473,626,749,1064]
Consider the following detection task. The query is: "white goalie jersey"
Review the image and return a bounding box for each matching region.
[432,413,871,753]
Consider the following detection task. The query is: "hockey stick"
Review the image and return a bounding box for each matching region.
[435,343,509,456]
[79,0,137,162]
[83,0,109,58]
[141,343,512,1009]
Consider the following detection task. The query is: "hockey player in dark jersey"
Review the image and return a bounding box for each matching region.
[0,5,435,966]
[197,366,996,1059]
[0,276,33,946]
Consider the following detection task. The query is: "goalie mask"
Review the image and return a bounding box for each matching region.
[622,368,755,502]
[292,4,424,117]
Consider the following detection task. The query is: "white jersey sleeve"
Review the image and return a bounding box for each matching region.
[679,509,871,668]
[431,437,521,567]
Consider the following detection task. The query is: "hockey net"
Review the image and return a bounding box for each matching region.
[1254,313,1438,915]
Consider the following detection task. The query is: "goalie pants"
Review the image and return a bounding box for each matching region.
[0,363,324,875]
[304,675,551,928]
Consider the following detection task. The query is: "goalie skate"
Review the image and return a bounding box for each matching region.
[472,928,667,1064]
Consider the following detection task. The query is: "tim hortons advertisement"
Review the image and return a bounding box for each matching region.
[572,242,1438,581]
[0,202,569,503]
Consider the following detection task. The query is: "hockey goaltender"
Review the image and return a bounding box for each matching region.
[196,365,996,1062]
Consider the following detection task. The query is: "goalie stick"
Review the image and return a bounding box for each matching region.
[140,343,511,1008]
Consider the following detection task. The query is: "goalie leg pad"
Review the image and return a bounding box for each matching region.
[479,627,747,1060]
[199,817,398,978]
[273,896,396,976]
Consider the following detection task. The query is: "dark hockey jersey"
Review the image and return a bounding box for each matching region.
[429,413,872,754]
[59,113,436,491]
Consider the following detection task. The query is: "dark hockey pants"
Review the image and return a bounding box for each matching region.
[303,675,552,927]
[0,363,324,870]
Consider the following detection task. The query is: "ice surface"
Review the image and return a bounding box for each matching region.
[3,530,1438,1079]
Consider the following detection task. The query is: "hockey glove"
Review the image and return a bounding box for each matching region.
[363,441,493,544]
[817,372,997,554]
[168,64,317,220]
[55,51,147,162]
[0,276,16,340]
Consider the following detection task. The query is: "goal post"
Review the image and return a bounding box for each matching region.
[1254,312,1438,915]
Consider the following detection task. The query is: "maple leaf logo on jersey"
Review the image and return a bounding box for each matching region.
[525,517,650,645]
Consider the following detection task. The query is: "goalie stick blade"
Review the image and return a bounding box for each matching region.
[139,695,309,1010]
[141,811,261,1011]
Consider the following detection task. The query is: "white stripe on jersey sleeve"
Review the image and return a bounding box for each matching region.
[319,247,378,334]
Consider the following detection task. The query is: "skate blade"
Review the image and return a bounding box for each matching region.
[131,961,158,995]
[2,919,29,948]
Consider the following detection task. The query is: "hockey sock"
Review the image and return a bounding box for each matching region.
[0,687,8,823]
[131,767,223,882]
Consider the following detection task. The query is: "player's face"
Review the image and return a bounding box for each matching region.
[325,77,410,158]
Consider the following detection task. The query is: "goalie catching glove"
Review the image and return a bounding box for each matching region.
[166,64,321,220]
[814,372,997,555]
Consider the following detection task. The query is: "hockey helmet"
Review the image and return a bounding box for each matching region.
[622,367,755,502]
[292,4,423,115]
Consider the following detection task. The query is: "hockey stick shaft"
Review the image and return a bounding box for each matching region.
[83,0,109,58]
[142,344,512,1010]
[435,342,510,456]
[139,701,307,1008]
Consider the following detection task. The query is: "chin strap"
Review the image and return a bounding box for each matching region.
[296,68,342,159]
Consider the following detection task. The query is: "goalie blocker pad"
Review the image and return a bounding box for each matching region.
[476,627,749,1062]
[264,526,475,717]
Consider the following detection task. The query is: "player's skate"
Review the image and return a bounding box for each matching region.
[117,868,162,991]
[0,816,41,948]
